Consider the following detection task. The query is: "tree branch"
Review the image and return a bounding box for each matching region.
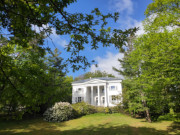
[0,65,24,98]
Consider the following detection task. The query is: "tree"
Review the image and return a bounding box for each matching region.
[145,0,180,31]
[74,70,115,81]
[114,0,180,122]
[0,39,68,119]
[0,0,136,70]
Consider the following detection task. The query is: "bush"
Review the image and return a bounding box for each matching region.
[96,107,105,113]
[43,102,74,122]
[105,107,112,114]
[157,114,174,121]
[72,102,96,117]
[157,113,180,122]
[174,113,180,122]
[111,105,123,113]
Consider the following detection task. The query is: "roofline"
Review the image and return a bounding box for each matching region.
[72,77,122,84]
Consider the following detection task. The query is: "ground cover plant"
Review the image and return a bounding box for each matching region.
[0,113,179,135]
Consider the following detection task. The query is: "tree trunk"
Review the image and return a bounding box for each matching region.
[145,109,152,123]
[141,92,152,122]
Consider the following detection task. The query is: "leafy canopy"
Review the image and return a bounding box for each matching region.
[74,70,115,81]
[0,0,137,71]
[114,0,180,121]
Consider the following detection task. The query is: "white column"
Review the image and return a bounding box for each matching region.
[107,84,109,107]
[104,85,107,106]
[98,86,100,106]
[91,86,93,105]
[84,87,87,103]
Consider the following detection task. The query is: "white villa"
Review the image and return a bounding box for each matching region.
[72,77,122,107]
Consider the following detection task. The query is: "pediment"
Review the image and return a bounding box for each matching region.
[72,77,122,86]
[84,79,106,84]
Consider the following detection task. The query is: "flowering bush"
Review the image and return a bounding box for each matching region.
[43,102,74,122]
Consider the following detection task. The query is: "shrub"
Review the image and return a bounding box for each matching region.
[105,107,112,114]
[43,102,74,122]
[157,114,174,121]
[111,105,123,113]
[72,102,96,117]
[96,107,105,113]
[174,113,180,122]
[157,113,180,122]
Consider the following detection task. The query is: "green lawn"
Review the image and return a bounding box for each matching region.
[0,113,179,135]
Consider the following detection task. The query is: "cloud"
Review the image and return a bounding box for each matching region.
[134,21,145,36]
[116,16,145,36]
[49,28,68,47]
[90,52,124,77]
[32,24,68,47]
[109,0,145,36]
[109,0,133,15]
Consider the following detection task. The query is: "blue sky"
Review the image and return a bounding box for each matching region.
[47,0,153,78]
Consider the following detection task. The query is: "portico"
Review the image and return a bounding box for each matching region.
[85,85,107,106]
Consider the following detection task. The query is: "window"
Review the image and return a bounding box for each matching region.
[78,97,82,102]
[112,95,116,101]
[110,86,116,90]
[102,89,104,93]
[102,97,105,104]
[76,88,84,93]
[96,97,98,105]
[111,95,117,103]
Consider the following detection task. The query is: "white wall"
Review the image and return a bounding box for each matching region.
[107,82,122,107]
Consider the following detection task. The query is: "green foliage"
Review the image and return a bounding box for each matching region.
[114,0,180,122]
[0,40,70,119]
[49,76,73,105]
[72,102,96,117]
[105,107,112,114]
[74,70,115,81]
[158,109,180,122]
[95,106,123,114]
[96,107,105,113]
[157,114,174,121]
[43,102,74,122]
[111,105,123,113]
[145,0,180,31]
[0,0,136,70]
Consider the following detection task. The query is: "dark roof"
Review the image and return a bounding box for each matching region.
[72,77,122,84]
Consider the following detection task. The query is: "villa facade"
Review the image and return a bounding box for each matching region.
[72,77,122,107]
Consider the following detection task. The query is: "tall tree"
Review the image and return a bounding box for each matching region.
[114,0,180,122]
[0,39,67,119]
[74,70,115,81]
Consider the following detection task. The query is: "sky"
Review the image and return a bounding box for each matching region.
[46,0,153,78]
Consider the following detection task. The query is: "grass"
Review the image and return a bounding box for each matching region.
[0,113,179,135]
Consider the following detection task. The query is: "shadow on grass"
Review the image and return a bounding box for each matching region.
[0,123,173,135]
[167,122,180,134]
